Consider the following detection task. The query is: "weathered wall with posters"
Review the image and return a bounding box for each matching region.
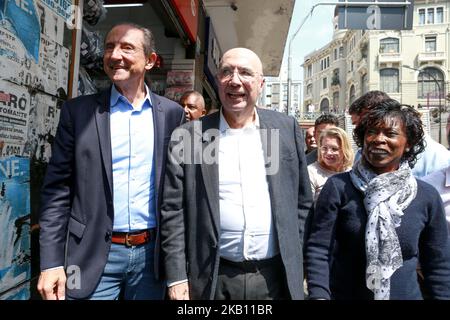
[0,0,71,299]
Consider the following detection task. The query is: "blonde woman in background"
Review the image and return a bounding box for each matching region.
[308,127,354,203]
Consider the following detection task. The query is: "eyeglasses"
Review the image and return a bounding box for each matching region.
[320,146,340,154]
[217,67,260,82]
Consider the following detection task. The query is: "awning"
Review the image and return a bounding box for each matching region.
[203,0,295,76]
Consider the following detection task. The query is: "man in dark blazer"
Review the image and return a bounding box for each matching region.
[161,48,313,300]
[37,23,184,300]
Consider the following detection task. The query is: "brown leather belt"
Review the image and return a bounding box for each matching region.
[111,229,155,247]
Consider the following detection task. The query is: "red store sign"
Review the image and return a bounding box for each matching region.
[170,0,199,43]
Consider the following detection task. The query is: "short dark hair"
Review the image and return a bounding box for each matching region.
[353,99,425,168]
[314,113,339,128]
[106,23,156,56]
[349,90,390,115]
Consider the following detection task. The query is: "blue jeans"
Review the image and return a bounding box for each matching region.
[86,240,164,300]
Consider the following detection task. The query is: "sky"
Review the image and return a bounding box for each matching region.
[280,0,338,81]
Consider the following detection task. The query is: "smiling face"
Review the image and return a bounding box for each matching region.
[319,136,344,172]
[103,25,156,92]
[362,116,410,174]
[217,48,264,118]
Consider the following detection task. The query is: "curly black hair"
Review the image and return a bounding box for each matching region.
[353,99,425,168]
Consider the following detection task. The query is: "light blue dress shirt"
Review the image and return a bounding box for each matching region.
[110,84,156,232]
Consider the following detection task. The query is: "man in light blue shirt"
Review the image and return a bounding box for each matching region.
[38,23,184,300]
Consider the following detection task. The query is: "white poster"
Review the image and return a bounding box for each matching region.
[0,27,69,96]
[0,81,30,157]
[22,90,61,161]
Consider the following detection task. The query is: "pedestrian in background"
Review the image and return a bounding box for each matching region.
[308,127,354,203]
[180,90,206,121]
[306,113,339,165]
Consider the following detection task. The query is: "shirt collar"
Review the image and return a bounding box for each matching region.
[445,166,450,187]
[110,84,152,111]
[219,108,260,133]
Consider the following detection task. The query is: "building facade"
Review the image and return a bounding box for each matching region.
[302,0,449,143]
[260,77,302,116]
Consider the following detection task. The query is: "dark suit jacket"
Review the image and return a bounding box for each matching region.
[160,108,313,300]
[306,148,318,165]
[39,88,185,299]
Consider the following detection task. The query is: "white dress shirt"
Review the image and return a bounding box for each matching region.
[422,166,450,232]
[218,110,279,262]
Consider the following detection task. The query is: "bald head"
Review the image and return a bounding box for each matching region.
[216,47,265,128]
[220,48,263,75]
[180,90,206,121]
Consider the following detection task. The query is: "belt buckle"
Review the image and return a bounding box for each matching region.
[125,233,132,247]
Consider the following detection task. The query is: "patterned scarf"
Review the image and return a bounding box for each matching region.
[350,159,417,300]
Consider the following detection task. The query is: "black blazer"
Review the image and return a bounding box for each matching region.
[160,108,313,299]
[39,88,185,299]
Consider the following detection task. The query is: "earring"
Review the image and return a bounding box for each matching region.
[405,148,410,152]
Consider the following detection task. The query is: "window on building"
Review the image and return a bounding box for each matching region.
[339,46,344,58]
[351,60,354,72]
[322,77,327,90]
[425,36,437,52]
[282,84,288,102]
[380,37,399,53]
[380,68,399,93]
[320,98,330,112]
[307,65,312,78]
[427,8,434,24]
[419,9,425,25]
[334,48,338,60]
[306,84,312,95]
[418,67,444,99]
[332,69,340,86]
[349,85,356,105]
[436,7,444,23]
[320,57,330,71]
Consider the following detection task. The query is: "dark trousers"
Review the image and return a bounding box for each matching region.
[214,255,290,300]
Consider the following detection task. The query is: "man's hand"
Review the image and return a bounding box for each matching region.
[37,268,67,300]
[168,282,190,300]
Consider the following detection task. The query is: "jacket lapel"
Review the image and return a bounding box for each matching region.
[257,109,281,219]
[94,89,113,197]
[150,92,165,205]
[200,112,221,237]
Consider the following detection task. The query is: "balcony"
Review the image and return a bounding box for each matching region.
[357,58,368,74]
[417,51,446,63]
[378,52,402,64]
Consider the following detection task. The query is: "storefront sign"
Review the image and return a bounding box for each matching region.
[204,17,221,91]
[170,0,198,43]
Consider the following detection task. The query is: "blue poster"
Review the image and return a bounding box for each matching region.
[0,156,30,300]
[0,0,40,62]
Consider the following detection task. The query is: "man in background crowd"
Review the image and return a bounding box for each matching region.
[179,90,206,121]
